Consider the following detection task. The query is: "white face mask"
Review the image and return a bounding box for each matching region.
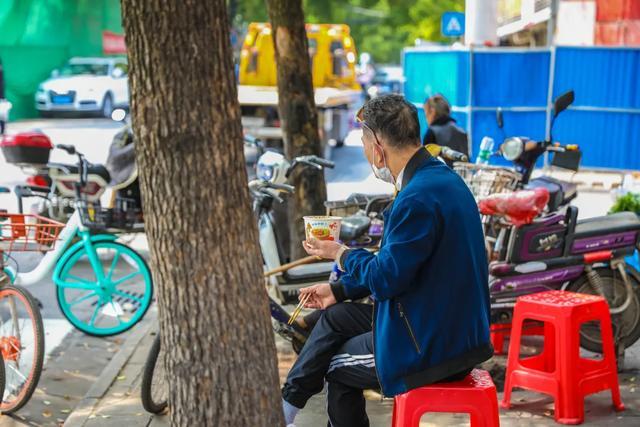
[370,143,395,185]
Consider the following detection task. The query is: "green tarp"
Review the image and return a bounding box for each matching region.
[0,0,123,119]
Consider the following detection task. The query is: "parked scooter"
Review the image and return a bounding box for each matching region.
[480,187,640,353]
[496,90,582,212]
[252,151,388,303]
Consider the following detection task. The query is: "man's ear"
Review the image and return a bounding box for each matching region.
[372,141,386,168]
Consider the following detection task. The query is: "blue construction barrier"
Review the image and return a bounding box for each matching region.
[403,46,640,170]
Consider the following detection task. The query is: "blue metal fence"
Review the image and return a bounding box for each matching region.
[403,46,640,170]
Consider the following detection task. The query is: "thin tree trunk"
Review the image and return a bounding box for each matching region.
[120,1,283,425]
[266,0,328,260]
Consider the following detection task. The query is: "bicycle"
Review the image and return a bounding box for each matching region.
[3,144,153,337]
[0,208,49,413]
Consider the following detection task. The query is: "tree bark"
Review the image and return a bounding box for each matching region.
[120,1,284,426]
[266,0,328,261]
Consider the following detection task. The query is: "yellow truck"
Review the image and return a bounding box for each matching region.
[238,23,362,151]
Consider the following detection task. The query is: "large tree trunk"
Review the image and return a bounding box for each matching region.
[266,0,328,261]
[120,1,284,426]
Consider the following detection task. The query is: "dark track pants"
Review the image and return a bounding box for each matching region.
[282,302,378,427]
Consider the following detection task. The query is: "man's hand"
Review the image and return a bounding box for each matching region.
[302,237,342,260]
[299,283,337,310]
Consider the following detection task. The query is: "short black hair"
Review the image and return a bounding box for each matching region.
[361,94,421,148]
[425,94,451,119]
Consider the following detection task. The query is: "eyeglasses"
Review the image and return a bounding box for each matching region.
[355,106,381,146]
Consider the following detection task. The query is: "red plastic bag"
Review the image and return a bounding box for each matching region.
[478,187,550,226]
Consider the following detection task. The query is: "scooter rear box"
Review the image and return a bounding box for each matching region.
[1,132,53,165]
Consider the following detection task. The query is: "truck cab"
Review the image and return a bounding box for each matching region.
[238,23,361,153]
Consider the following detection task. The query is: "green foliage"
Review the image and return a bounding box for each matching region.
[609,192,640,215]
[233,0,464,64]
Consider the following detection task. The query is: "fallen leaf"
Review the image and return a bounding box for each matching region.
[43,400,51,406]
[112,392,124,397]
[60,409,71,414]
[116,375,126,381]
[42,410,53,418]
[631,387,636,393]
[64,395,71,401]
[88,415,96,419]
[101,415,111,419]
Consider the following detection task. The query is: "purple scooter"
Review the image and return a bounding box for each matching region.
[483,188,640,353]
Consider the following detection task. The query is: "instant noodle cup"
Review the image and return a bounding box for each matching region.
[303,216,342,241]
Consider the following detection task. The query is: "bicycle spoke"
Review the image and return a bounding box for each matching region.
[113,271,142,286]
[113,290,143,304]
[69,292,98,307]
[106,252,121,282]
[66,274,97,286]
[89,303,102,327]
[58,281,96,291]
[7,363,28,383]
[110,302,124,325]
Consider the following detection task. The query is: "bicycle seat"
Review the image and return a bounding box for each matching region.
[478,187,550,226]
[574,211,640,238]
[49,162,111,183]
[340,215,371,242]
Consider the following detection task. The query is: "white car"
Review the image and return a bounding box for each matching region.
[35,57,128,117]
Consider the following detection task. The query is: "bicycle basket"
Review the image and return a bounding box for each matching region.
[453,162,522,199]
[78,197,143,232]
[0,213,65,252]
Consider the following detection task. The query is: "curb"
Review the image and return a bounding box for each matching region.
[63,319,154,427]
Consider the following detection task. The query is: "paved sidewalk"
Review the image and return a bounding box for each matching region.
[61,305,640,427]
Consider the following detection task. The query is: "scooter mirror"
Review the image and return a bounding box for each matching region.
[501,137,524,161]
[553,90,575,118]
[496,108,504,129]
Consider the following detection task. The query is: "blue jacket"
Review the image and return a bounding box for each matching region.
[335,149,492,396]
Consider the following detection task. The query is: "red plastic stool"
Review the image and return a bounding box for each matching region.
[392,369,500,427]
[501,290,624,424]
[491,321,546,355]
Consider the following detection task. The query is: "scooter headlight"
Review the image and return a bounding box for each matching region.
[501,137,524,161]
[256,151,289,184]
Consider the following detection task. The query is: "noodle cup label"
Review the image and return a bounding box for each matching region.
[303,216,342,241]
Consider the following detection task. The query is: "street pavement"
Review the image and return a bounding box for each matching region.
[0,118,638,425]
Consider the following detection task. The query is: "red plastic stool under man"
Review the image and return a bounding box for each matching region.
[392,369,500,427]
[501,290,624,424]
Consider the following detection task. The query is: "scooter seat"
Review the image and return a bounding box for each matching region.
[527,176,577,211]
[478,187,550,226]
[283,261,334,283]
[340,215,371,242]
[574,211,640,238]
[49,162,111,183]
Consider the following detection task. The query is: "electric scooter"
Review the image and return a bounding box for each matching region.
[481,187,640,353]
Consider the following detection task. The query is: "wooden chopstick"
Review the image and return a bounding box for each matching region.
[288,293,312,325]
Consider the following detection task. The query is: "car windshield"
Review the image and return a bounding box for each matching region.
[60,63,109,76]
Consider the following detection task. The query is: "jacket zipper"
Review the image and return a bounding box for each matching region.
[397,302,421,354]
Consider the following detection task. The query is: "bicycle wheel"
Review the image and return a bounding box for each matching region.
[56,241,153,336]
[0,284,45,413]
[140,334,168,414]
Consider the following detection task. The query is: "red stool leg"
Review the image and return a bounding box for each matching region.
[554,313,584,424]
[469,386,501,427]
[597,306,625,411]
[501,309,525,409]
[491,324,507,355]
[392,393,421,427]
